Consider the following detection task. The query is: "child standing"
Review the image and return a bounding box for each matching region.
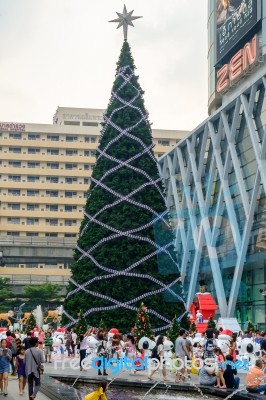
[214,347,226,389]
[16,348,26,396]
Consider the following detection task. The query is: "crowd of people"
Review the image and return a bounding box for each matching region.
[0,331,44,399]
[2,326,266,398]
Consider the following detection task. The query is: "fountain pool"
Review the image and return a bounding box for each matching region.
[76,383,218,399]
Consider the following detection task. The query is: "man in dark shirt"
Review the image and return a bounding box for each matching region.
[261,332,266,354]
[23,332,32,350]
[223,355,240,389]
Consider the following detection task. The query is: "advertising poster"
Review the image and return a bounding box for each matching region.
[216,0,259,64]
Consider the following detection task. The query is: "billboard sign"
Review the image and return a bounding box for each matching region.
[216,34,259,93]
[216,0,261,65]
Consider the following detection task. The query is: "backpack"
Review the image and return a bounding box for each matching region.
[205,339,214,353]
[150,345,159,359]
[10,340,17,355]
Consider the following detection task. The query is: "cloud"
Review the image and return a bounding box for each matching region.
[0,0,208,130]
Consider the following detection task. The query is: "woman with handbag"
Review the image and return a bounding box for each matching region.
[25,337,45,400]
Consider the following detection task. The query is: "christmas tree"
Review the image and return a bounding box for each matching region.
[207,316,216,330]
[167,316,180,343]
[63,10,185,332]
[247,320,255,331]
[75,312,87,337]
[99,318,107,332]
[134,303,152,343]
[26,313,36,331]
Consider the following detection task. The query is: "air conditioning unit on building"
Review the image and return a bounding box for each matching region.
[19,264,25,268]
[38,264,44,269]
[57,264,64,269]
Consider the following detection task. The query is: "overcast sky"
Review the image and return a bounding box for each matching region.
[0,1,208,131]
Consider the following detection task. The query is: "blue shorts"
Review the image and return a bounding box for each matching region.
[0,368,10,374]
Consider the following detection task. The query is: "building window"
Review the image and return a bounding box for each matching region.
[84,164,92,170]
[66,149,78,156]
[47,163,59,169]
[46,191,58,197]
[8,189,21,196]
[8,175,21,182]
[84,137,90,143]
[46,204,58,211]
[47,135,59,141]
[82,122,98,127]
[27,204,38,211]
[8,203,20,210]
[84,150,90,156]
[8,217,20,224]
[64,233,76,237]
[9,133,21,139]
[27,175,39,182]
[27,162,40,168]
[28,148,40,154]
[46,176,58,183]
[45,233,58,237]
[46,219,58,226]
[47,148,59,155]
[65,177,77,184]
[91,137,96,143]
[84,178,90,185]
[7,231,20,236]
[65,219,77,226]
[91,150,96,156]
[64,205,77,212]
[9,147,21,153]
[28,134,40,140]
[26,232,39,237]
[27,218,39,225]
[65,191,77,198]
[65,163,77,170]
[158,140,170,146]
[64,121,80,126]
[66,136,78,142]
[9,161,21,168]
[27,190,39,197]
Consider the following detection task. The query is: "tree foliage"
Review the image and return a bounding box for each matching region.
[0,278,13,304]
[23,282,61,303]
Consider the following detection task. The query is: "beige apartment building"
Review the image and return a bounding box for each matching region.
[0,107,188,289]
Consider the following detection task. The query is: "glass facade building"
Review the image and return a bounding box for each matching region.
[159,0,266,329]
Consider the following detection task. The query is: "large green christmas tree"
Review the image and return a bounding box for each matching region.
[63,34,185,332]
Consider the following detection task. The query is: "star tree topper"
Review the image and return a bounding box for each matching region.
[109,4,142,41]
